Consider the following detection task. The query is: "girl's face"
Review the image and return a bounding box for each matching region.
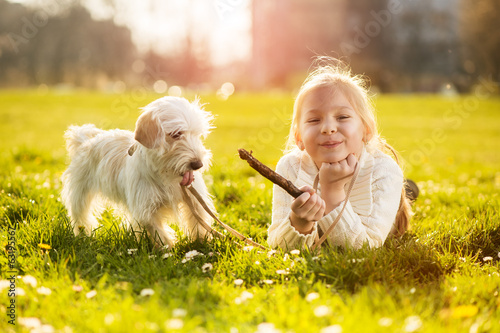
[298,87,365,166]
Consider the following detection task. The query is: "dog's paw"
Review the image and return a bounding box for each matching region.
[73,225,87,236]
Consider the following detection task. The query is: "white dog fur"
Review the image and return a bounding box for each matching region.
[61,96,215,248]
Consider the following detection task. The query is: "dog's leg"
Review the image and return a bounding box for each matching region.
[145,218,177,249]
[132,209,177,249]
[62,174,99,236]
[180,174,214,241]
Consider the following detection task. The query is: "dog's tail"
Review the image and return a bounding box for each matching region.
[64,124,102,158]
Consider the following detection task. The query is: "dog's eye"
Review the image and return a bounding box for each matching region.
[169,131,183,140]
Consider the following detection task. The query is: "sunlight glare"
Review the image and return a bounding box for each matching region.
[217,81,235,100]
[168,85,182,97]
[153,80,168,94]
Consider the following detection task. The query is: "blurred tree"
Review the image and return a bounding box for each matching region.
[373,0,461,92]
[251,0,466,92]
[138,0,211,88]
[0,0,136,88]
[0,0,31,85]
[0,0,213,89]
[460,0,500,83]
[251,0,348,89]
[343,0,395,91]
[175,0,212,86]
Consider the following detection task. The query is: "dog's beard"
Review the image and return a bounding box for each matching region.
[154,139,211,187]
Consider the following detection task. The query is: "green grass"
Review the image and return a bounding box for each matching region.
[0,90,499,332]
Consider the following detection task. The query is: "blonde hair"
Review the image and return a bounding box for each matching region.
[286,57,411,237]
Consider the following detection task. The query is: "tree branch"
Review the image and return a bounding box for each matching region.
[238,148,303,198]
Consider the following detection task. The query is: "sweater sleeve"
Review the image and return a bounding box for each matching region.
[267,154,319,249]
[317,155,403,249]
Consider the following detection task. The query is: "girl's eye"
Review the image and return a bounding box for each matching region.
[338,115,350,121]
[169,131,183,140]
[307,119,320,123]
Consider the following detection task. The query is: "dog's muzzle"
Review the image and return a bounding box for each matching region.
[180,160,203,187]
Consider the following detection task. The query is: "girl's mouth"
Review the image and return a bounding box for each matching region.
[320,141,342,148]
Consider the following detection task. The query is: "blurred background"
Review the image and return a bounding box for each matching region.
[0,0,498,94]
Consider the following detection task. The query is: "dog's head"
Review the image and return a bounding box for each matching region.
[129,96,214,184]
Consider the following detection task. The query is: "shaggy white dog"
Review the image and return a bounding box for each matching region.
[61,96,215,248]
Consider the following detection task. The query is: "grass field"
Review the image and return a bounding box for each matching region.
[0,90,499,332]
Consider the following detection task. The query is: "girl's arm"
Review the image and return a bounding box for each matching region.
[289,186,325,234]
[317,154,403,248]
[268,155,320,249]
[268,152,403,250]
[319,154,358,213]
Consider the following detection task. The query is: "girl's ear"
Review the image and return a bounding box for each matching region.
[295,132,305,150]
[363,126,372,143]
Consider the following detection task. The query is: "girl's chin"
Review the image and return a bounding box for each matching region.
[321,153,349,164]
[314,157,347,167]
[313,148,362,165]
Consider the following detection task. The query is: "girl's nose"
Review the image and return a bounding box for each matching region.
[321,119,337,134]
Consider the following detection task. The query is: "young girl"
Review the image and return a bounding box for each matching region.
[268,58,412,250]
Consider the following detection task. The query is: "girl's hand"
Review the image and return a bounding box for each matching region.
[289,185,325,234]
[319,154,357,213]
[319,153,357,190]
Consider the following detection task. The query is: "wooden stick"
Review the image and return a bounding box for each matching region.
[186,185,268,250]
[238,148,303,198]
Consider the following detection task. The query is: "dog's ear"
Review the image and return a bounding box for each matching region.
[134,111,162,149]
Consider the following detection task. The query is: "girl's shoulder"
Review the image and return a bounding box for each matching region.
[276,148,303,174]
[279,147,302,162]
[368,147,403,178]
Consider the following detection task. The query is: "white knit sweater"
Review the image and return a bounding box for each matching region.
[268,145,404,250]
